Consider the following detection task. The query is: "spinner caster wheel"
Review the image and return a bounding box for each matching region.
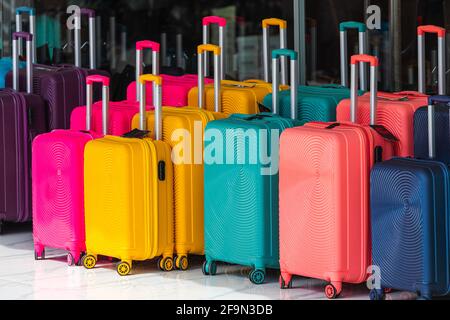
[117,261,132,276]
[279,276,293,289]
[67,253,76,266]
[369,289,385,301]
[325,283,341,300]
[34,248,45,261]
[82,255,97,270]
[158,257,174,272]
[202,261,217,276]
[249,269,265,285]
[175,256,189,271]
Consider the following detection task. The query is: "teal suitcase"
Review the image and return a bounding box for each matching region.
[203,50,300,285]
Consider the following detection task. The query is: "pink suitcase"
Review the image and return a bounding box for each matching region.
[32,75,110,266]
[278,55,396,299]
[336,25,447,158]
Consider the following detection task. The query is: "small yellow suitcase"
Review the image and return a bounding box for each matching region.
[82,75,174,276]
[131,45,225,270]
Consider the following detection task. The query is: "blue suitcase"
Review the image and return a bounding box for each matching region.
[0,58,26,88]
[370,97,450,300]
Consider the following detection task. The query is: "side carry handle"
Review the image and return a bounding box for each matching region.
[272,49,298,120]
[202,16,227,79]
[139,75,163,140]
[86,75,110,135]
[198,44,222,113]
[262,18,288,85]
[16,6,37,63]
[12,32,33,94]
[135,40,161,102]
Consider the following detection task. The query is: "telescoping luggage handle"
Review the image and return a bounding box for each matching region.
[198,44,222,113]
[203,16,226,80]
[72,8,96,69]
[272,49,298,120]
[86,75,110,135]
[427,96,450,158]
[16,7,36,63]
[139,75,163,141]
[418,25,447,95]
[263,18,288,85]
[135,41,160,101]
[340,22,368,91]
[350,54,378,125]
[12,32,33,94]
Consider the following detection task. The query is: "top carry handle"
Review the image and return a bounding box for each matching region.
[272,49,298,119]
[135,41,160,102]
[139,74,163,141]
[198,44,222,113]
[350,54,378,125]
[73,8,96,69]
[86,75,110,135]
[16,6,37,63]
[263,18,288,85]
[12,32,33,94]
[418,25,447,95]
[202,16,226,80]
[340,21,368,91]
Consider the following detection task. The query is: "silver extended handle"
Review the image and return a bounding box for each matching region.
[135,41,161,102]
[350,55,378,126]
[12,32,33,94]
[262,18,288,85]
[272,49,298,120]
[16,7,37,63]
[86,76,110,135]
[198,44,221,113]
[202,16,226,80]
[139,75,163,141]
[74,8,96,69]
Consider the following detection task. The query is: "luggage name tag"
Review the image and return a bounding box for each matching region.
[370,125,399,142]
[122,129,151,139]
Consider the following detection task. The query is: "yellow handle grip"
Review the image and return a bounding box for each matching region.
[262,18,287,29]
[139,74,162,85]
[198,44,221,56]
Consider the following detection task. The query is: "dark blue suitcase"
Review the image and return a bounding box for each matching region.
[414,95,450,164]
[370,98,450,300]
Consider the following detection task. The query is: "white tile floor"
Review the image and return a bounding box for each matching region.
[0,223,417,300]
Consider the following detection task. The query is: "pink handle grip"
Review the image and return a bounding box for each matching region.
[351,54,379,67]
[418,25,446,38]
[136,40,161,52]
[86,75,110,86]
[203,16,227,27]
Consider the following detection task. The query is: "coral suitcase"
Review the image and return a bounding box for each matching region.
[337,25,446,157]
[83,75,174,276]
[261,21,368,124]
[130,45,225,270]
[32,75,109,264]
[370,96,450,300]
[0,33,46,232]
[6,8,109,130]
[278,55,396,299]
[203,49,299,285]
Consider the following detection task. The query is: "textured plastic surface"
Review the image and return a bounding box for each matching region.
[371,158,450,298]
[337,91,428,157]
[204,114,297,272]
[279,121,395,293]
[0,89,46,224]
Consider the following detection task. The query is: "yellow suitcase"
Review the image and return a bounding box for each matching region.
[131,45,225,270]
[82,75,174,276]
[187,18,290,115]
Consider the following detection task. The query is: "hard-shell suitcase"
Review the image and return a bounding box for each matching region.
[337,25,445,158]
[82,75,174,276]
[130,45,225,270]
[6,8,109,130]
[0,32,46,232]
[278,55,396,299]
[202,50,299,284]
[32,75,108,264]
[370,96,450,300]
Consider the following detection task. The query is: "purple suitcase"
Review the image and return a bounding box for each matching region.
[0,32,47,232]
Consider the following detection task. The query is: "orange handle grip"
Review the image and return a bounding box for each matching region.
[351,54,379,67]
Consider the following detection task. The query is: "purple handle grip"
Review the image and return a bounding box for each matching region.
[80,8,95,18]
[13,32,33,42]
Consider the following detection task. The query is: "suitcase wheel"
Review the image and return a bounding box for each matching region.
[369,289,385,301]
[175,256,189,271]
[249,269,265,285]
[202,261,217,276]
[82,255,97,270]
[279,275,293,290]
[67,253,75,267]
[325,283,341,300]
[34,248,45,261]
[116,261,132,276]
[158,257,174,272]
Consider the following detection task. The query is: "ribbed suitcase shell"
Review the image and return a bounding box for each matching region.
[414,104,450,164]
[371,158,450,299]
[337,91,428,157]
[279,121,395,297]
[84,136,174,268]
[0,89,46,226]
[131,107,223,267]
[204,114,297,282]
[32,130,98,263]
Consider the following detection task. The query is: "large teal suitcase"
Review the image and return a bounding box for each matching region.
[203,50,300,285]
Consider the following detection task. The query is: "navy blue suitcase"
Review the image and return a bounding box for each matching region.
[370,97,450,300]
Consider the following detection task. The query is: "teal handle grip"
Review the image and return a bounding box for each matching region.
[272,49,298,61]
[16,6,36,16]
[339,21,366,32]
